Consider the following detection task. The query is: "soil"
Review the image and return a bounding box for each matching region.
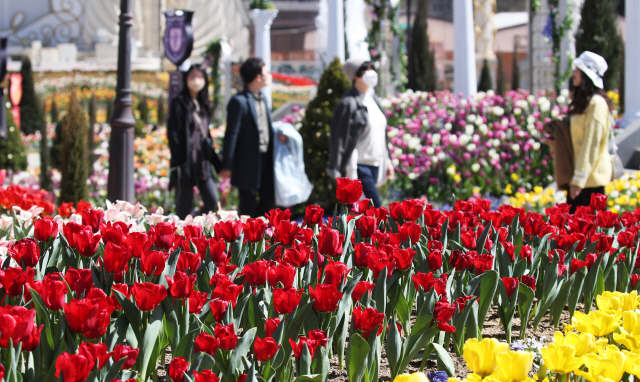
[154,305,582,382]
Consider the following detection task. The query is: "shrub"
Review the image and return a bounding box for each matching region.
[60,92,89,204]
[19,57,42,135]
[0,107,28,172]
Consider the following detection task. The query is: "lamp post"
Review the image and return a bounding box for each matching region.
[107,0,136,203]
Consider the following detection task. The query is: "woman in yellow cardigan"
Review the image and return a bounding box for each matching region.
[568,51,613,213]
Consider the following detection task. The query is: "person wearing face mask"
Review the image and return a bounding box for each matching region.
[220,57,277,218]
[327,59,394,208]
[168,64,221,219]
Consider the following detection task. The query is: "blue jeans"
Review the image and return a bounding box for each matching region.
[357,165,381,208]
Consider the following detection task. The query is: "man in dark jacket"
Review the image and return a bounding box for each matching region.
[220,57,275,217]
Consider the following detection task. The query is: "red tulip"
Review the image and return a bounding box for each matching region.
[502,277,519,298]
[243,218,267,243]
[214,323,238,350]
[283,244,311,267]
[353,242,374,268]
[239,260,270,287]
[322,260,350,287]
[266,208,292,227]
[304,205,324,226]
[520,244,533,263]
[353,306,385,339]
[112,344,139,369]
[427,250,443,271]
[103,242,131,274]
[618,231,636,248]
[72,225,101,257]
[273,287,302,315]
[210,280,244,307]
[126,232,150,258]
[78,342,113,370]
[391,248,416,271]
[631,274,640,288]
[502,242,516,262]
[2,266,34,296]
[401,199,426,221]
[571,258,587,274]
[209,299,230,322]
[400,222,422,244]
[81,208,104,233]
[460,231,477,250]
[254,336,281,361]
[39,276,67,310]
[356,215,378,238]
[0,364,3,381]
[64,288,115,339]
[351,281,376,302]
[195,332,221,356]
[166,271,197,299]
[100,221,129,245]
[520,275,537,291]
[64,267,93,296]
[289,330,328,359]
[296,228,314,245]
[188,290,208,314]
[434,300,457,333]
[450,250,474,271]
[336,177,363,204]
[140,250,169,276]
[176,251,201,274]
[317,226,344,257]
[55,352,93,382]
[412,272,446,296]
[214,220,243,242]
[0,305,37,348]
[8,238,40,267]
[267,263,296,288]
[183,224,204,239]
[274,220,299,246]
[34,218,58,241]
[265,317,281,337]
[20,323,42,351]
[194,370,221,382]
[590,193,607,211]
[309,284,342,312]
[454,295,476,312]
[168,357,190,382]
[132,282,167,311]
[474,253,494,275]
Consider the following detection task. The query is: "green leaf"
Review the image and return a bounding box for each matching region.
[431,343,455,376]
[300,341,312,376]
[346,333,370,382]
[113,290,143,342]
[311,343,330,382]
[517,285,535,339]
[28,287,54,350]
[137,305,165,381]
[550,276,575,327]
[386,318,402,378]
[476,270,498,330]
[228,327,257,377]
[102,358,127,382]
[173,329,199,360]
[475,221,492,253]
[567,267,587,319]
[294,375,324,382]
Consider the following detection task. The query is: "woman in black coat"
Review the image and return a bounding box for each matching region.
[167,64,221,219]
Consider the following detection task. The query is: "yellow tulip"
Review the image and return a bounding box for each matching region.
[491,350,534,382]
[463,338,510,377]
[623,350,640,377]
[596,291,640,313]
[613,311,640,351]
[540,343,585,374]
[575,345,626,382]
[393,372,429,382]
[552,331,597,357]
[572,310,621,337]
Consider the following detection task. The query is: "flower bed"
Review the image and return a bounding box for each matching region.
[0,177,638,382]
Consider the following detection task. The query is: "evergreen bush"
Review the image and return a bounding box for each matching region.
[157,96,166,126]
[88,96,96,169]
[575,0,623,90]
[19,57,43,135]
[50,122,63,169]
[299,58,351,210]
[512,45,520,90]
[478,59,493,92]
[407,0,437,91]
[0,107,28,172]
[50,97,58,124]
[496,53,506,95]
[60,92,89,204]
[138,96,149,124]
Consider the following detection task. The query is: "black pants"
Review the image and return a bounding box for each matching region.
[357,165,381,208]
[176,176,219,219]
[568,186,605,214]
[239,153,275,218]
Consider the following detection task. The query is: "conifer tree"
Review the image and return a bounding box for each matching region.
[0,107,28,172]
[88,95,96,170]
[60,92,89,204]
[407,0,437,91]
[299,58,351,209]
[138,96,149,124]
[575,0,623,90]
[496,53,506,95]
[157,96,166,126]
[40,105,52,191]
[512,44,520,90]
[19,57,42,135]
[478,59,493,92]
[50,97,58,124]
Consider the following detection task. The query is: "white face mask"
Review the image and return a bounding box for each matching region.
[362,70,378,88]
[187,77,205,93]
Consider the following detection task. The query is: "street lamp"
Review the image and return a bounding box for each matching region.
[107,0,136,203]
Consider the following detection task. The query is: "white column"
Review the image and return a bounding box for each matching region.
[328,0,345,62]
[454,0,477,97]
[559,0,583,90]
[625,0,640,122]
[250,9,278,108]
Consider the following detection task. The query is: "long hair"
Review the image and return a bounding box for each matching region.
[569,69,612,115]
[180,64,212,115]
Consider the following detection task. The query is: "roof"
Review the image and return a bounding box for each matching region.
[496,12,529,30]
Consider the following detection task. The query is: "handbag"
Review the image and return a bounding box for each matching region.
[609,116,625,180]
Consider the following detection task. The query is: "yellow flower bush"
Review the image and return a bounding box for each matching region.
[623,350,640,377]
[613,311,640,351]
[571,310,621,337]
[540,342,584,374]
[485,351,534,382]
[393,372,429,382]
[596,291,640,313]
[463,338,510,377]
[575,346,626,382]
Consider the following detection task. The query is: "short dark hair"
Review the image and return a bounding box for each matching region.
[240,57,265,84]
[354,61,375,79]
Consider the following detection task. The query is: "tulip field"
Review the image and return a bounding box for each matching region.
[0,175,640,382]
